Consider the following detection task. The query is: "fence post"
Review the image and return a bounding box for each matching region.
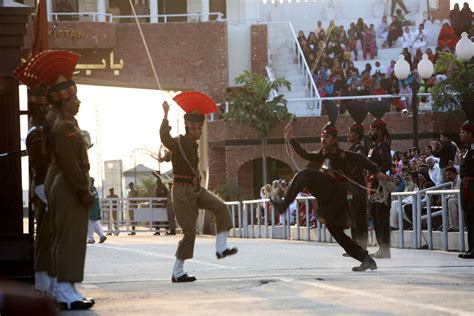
[231,204,236,238]
[412,194,417,249]
[305,199,310,241]
[257,202,262,238]
[426,193,433,250]
[264,201,268,238]
[244,204,248,238]
[271,204,275,239]
[397,195,404,248]
[441,195,448,250]
[416,192,423,248]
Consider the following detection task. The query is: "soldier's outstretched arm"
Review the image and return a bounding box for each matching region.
[160,101,178,152]
[289,138,321,162]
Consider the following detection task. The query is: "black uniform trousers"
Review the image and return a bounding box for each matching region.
[461,180,474,252]
[370,201,391,251]
[349,188,368,250]
[283,169,369,262]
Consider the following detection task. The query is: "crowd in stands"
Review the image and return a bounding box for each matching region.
[295,3,472,112]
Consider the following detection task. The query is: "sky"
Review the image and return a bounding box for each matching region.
[19,85,186,192]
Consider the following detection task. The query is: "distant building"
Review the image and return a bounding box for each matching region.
[104,159,123,197]
[123,163,158,192]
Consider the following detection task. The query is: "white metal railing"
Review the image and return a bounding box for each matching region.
[391,182,454,249]
[425,189,464,252]
[265,66,279,99]
[49,12,112,22]
[49,12,224,23]
[100,197,169,234]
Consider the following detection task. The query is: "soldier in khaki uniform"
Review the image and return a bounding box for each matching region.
[48,78,94,310]
[160,93,237,283]
[25,87,52,292]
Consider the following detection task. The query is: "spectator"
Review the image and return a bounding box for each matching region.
[443,167,462,231]
[87,178,107,244]
[412,48,422,69]
[307,32,318,53]
[386,59,396,77]
[450,3,462,36]
[377,16,389,46]
[426,157,442,186]
[460,2,473,35]
[395,8,410,27]
[347,22,359,61]
[438,22,458,51]
[391,0,410,17]
[297,30,307,45]
[314,20,325,40]
[355,18,366,48]
[390,173,417,230]
[362,24,377,60]
[432,131,458,172]
[399,81,412,110]
[134,0,150,22]
[402,26,414,51]
[412,24,428,53]
[373,60,386,76]
[388,16,402,47]
[425,47,435,63]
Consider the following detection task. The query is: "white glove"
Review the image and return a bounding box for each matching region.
[35,185,48,204]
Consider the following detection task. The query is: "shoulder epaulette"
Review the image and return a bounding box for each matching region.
[27,126,38,137]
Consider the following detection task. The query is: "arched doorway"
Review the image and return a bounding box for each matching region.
[238,157,293,200]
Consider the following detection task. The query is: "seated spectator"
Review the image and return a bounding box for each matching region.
[437,22,458,51]
[443,167,461,231]
[396,8,410,27]
[386,60,396,77]
[373,60,386,76]
[390,173,418,230]
[371,80,387,95]
[345,61,359,78]
[342,45,353,68]
[399,81,412,110]
[425,47,435,63]
[377,15,389,46]
[412,48,422,69]
[460,2,473,35]
[402,26,414,51]
[346,72,362,94]
[307,31,319,53]
[388,16,403,47]
[412,24,428,53]
[426,157,442,186]
[297,30,307,45]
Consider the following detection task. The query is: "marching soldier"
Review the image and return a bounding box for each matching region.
[273,117,389,272]
[458,106,474,259]
[160,92,237,283]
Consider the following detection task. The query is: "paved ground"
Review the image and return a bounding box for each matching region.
[70,234,474,315]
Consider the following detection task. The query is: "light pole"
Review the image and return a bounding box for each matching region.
[394,54,434,148]
[455,32,474,63]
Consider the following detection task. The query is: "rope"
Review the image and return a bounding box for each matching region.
[284,115,302,171]
[128,0,165,99]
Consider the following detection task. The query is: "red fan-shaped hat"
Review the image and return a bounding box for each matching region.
[172,91,219,115]
[13,60,42,88]
[15,50,80,86]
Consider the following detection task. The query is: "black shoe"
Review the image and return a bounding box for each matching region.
[171,273,197,283]
[106,232,112,236]
[99,236,107,243]
[153,231,161,236]
[342,253,350,257]
[87,240,95,244]
[458,252,474,259]
[166,230,176,235]
[447,227,459,232]
[58,300,94,311]
[352,256,377,272]
[128,232,136,236]
[269,197,287,214]
[216,247,238,259]
[370,249,391,259]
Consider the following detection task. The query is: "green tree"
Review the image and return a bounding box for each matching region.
[224,71,291,185]
[432,52,474,111]
[137,176,156,197]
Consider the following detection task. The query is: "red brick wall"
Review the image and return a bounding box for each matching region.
[24,21,229,101]
[251,24,268,76]
[208,111,465,197]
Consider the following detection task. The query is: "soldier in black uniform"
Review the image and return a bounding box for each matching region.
[367,118,392,258]
[25,86,52,293]
[272,122,389,271]
[458,115,474,259]
[160,96,237,283]
[347,121,369,250]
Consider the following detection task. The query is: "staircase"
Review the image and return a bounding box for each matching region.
[267,22,321,117]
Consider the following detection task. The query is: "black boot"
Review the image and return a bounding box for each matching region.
[352,255,377,272]
[171,273,197,283]
[458,251,474,259]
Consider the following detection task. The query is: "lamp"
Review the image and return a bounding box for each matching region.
[455,32,474,62]
[394,53,434,148]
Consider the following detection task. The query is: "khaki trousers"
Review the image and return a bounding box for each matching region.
[172,185,232,260]
[49,173,89,282]
[44,165,58,277]
[34,198,50,272]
